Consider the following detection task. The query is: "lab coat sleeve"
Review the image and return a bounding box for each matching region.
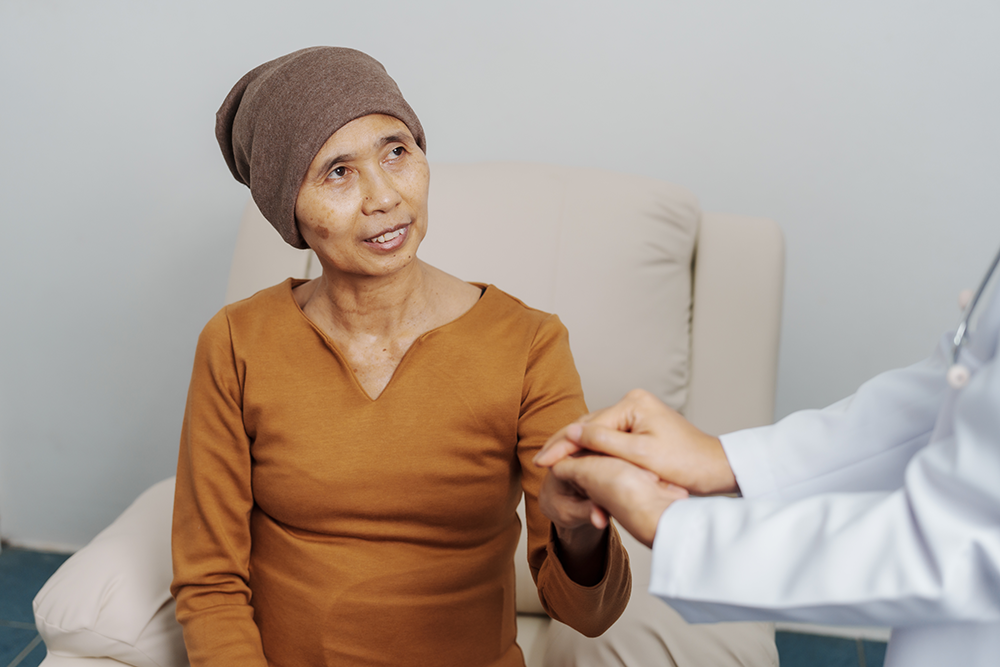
[721,339,950,501]
[649,328,1000,627]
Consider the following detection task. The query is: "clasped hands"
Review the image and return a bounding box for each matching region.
[535,389,739,549]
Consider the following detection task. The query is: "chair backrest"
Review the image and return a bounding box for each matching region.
[229,162,783,418]
[225,161,785,611]
[27,163,784,667]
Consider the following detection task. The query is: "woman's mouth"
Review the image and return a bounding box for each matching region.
[368,228,405,244]
[364,225,409,250]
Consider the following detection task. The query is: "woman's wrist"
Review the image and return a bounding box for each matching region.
[553,523,609,586]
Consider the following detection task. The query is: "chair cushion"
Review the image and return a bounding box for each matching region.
[33,478,188,667]
[230,161,701,414]
[35,163,701,658]
[421,163,700,614]
[421,162,700,414]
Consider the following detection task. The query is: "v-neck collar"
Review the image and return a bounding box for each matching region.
[284,279,493,402]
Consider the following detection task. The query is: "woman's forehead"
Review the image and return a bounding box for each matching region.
[320,114,412,151]
[306,115,415,177]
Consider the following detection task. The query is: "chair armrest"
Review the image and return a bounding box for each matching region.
[225,200,315,305]
[33,478,187,667]
[685,213,784,435]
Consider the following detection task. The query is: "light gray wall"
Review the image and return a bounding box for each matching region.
[1,0,998,548]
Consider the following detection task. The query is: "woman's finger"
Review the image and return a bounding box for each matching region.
[539,468,602,530]
[589,504,609,530]
[553,455,683,548]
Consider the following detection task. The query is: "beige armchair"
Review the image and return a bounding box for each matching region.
[33,162,784,667]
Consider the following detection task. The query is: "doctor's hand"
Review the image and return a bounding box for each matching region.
[547,454,690,548]
[535,389,738,496]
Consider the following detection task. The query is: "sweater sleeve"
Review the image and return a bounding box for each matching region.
[517,314,632,637]
[170,309,268,667]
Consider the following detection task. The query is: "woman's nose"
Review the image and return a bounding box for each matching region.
[360,168,402,215]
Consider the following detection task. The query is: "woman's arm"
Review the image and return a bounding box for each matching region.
[517,314,631,637]
[171,309,268,667]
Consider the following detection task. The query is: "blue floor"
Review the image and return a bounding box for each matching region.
[1,546,887,667]
[0,546,70,667]
[777,631,887,667]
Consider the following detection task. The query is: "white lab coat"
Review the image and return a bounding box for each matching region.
[649,275,1000,666]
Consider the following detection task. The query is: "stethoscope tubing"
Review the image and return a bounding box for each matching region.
[948,244,1000,388]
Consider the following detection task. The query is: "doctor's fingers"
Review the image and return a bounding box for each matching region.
[536,421,675,474]
[551,456,688,548]
[536,424,586,467]
[575,422,735,496]
[550,455,658,514]
[535,390,665,467]
[570,424,666,471]
[583,388,681,432]
[584,392,740,495]
[560,420,704,491]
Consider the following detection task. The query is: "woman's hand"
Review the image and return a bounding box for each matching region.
[538,466,610,586]
[548,454,689,548]
[535,389,738,496]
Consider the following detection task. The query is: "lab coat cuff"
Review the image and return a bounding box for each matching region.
[720,428,780,499]
[648,498,698,599]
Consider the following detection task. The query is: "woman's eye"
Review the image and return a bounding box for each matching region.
[389,146,405,158]
[329,166,347,179]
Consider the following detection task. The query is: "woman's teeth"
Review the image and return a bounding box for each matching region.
[371,228,404,243]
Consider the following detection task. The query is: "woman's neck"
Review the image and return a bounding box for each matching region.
[292,258,482,399]
[295,259,436,340]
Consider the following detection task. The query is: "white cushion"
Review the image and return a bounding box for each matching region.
[422,163,701,615]
[39,657,133,667]
[228,162,701,413]
[34,163,781,666]
[33,478,188,667]
[422,162,701,413]
[226,163,702,617]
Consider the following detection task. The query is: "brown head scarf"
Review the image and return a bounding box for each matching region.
[216,47,426,249]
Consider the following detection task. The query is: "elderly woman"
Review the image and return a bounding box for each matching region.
[170,47,630,667]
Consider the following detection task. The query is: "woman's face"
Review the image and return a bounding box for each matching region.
[295,114,430,279]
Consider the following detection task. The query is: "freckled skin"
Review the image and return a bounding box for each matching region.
[294,114,431,280]
[290,114,481,399]
[287,115,613,578]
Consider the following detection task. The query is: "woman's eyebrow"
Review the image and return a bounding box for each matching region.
[315,152,354,179]
[378,133,409,147]
[314,134,412,178]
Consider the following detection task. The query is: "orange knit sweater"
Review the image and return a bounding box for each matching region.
[171,280,630,667]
